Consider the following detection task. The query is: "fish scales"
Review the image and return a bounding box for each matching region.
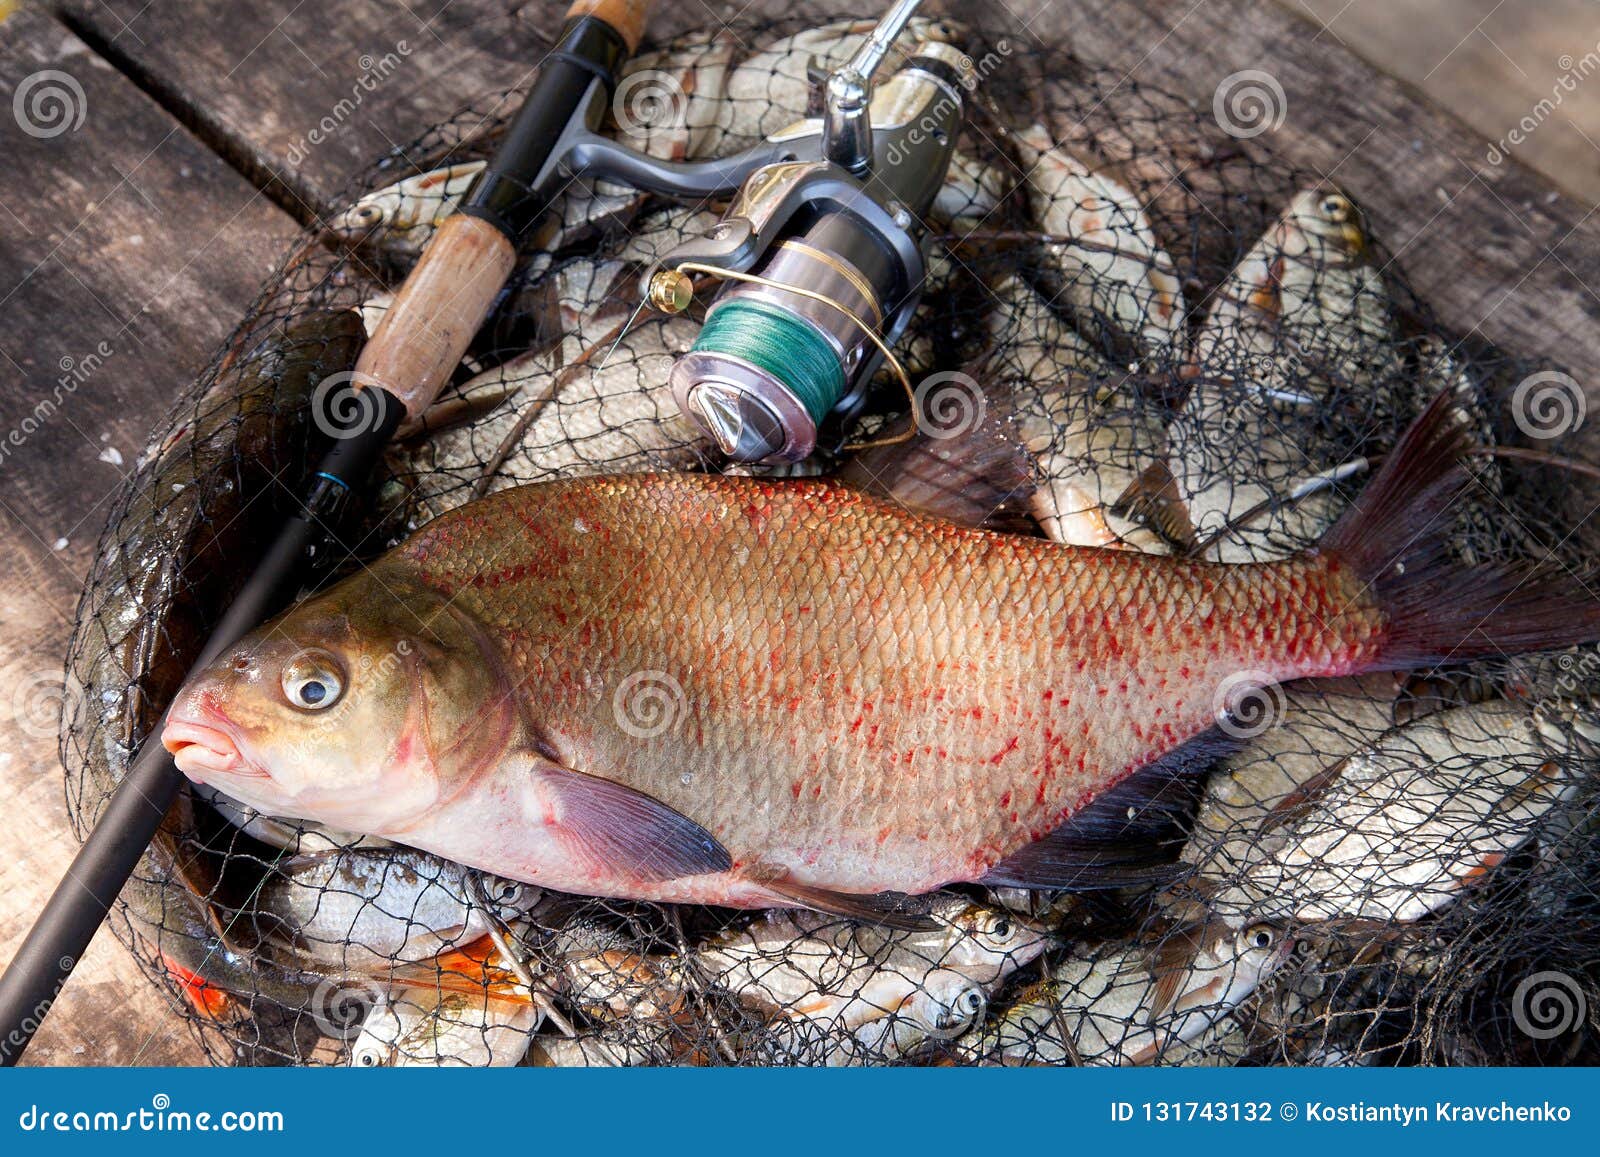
[373,475,1367,894]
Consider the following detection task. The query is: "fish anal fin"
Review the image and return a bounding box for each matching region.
[754,871,938,931]
[521,753,732,883]
[978,729,1232,891]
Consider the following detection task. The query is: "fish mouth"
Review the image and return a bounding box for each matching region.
[161,717,266,782]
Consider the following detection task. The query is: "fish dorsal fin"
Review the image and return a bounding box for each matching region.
[513,752,732,883]
[839,371,1034,529]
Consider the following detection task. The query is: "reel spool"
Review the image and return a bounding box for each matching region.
[648,30,976,462]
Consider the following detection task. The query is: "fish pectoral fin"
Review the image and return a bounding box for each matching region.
[752,871,939,931]
[1142,924,1210,1019]
[516,753,732,883]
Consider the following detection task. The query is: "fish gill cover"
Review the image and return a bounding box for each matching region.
[58,3,1600,1066]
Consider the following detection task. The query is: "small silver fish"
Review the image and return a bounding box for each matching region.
[974,917,1291,1066]
[990,274,1172,551]
[1214,699,1590,924]
[350,987,540,1067]
[1013,124,1186,364]
[698,898,1049,1039]
[770,966,988,1066]
[1184,673,1408,882]
[256,848,536,973]
[1169,188,1402,562]
[323,161,486,263]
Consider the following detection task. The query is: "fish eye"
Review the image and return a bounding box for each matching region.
[281,650,346,712]
[1320,194,1353,222]
[1245,923,1279,951]
[351,1046,384,1067]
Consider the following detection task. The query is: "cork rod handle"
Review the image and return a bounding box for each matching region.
[351,214,517,418]
[565,0,655,52]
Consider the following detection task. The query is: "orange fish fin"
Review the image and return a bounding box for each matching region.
[839,369,1034,529]
[520,753,731,883]
[753,871,938,931]
[978,732,1226,890]
[1322,390,1600,665]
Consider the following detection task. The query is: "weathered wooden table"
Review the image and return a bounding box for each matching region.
[1,0,1596,1065]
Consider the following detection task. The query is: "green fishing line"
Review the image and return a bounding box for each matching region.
[693,299,845,423]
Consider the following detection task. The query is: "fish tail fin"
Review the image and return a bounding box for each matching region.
[1319,390,1600,667]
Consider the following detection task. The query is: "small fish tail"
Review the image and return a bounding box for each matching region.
[1320,390,1600,667]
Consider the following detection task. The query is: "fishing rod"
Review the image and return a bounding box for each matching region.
[0,0,670,1064]
[0,0,958,1061]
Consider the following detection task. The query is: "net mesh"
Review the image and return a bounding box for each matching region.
[58,4,1600,1066]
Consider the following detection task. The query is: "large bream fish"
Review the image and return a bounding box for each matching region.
[162,395,1600,921]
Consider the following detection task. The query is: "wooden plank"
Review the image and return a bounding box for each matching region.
[65,0,1600,389]
[56,0,545,217]
[0,3,302,1065]
[1010,0,1600,392]
[1285,0,1600,204]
